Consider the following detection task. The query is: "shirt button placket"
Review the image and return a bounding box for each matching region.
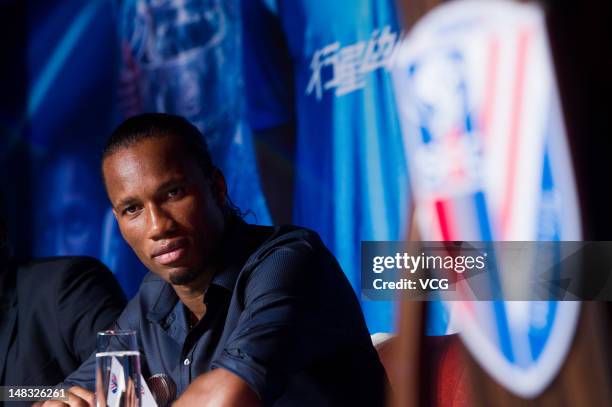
[181,355,192,391]
[183,350,195,383]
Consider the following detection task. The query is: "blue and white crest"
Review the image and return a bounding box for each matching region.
[392,0,582,398]
[110,372,119,394]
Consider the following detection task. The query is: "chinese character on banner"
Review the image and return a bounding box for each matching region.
[306,26,401,99]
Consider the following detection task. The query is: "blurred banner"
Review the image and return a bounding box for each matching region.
[393,0,582,398]
[241,0,411,333]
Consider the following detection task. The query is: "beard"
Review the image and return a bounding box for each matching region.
[168,267,201,286]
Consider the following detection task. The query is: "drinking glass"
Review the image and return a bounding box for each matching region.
[95,330,142,407]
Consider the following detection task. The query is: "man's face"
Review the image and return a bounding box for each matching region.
[102,134,225,286]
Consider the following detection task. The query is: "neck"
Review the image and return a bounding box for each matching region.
[173,268,214,321]
[175,216,236,321]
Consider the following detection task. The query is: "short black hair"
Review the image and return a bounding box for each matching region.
[103,113,215,177]
[103,113,242,219]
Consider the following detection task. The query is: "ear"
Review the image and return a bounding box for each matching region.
[210,168,228,208]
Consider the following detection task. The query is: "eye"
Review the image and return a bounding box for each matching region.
[167,187,185,199]
[122,205,140,216]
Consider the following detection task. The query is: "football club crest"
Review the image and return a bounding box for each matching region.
[107,356,127,407]
[110,373,119,394]
[392,0,582,398]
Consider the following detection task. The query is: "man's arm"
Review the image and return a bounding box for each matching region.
[173,368,260,407]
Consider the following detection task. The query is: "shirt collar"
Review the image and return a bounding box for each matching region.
[146,280,179,327]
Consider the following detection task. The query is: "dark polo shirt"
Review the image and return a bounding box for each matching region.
[64,221,386,406]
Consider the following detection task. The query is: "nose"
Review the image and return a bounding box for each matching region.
[146,203,177,241]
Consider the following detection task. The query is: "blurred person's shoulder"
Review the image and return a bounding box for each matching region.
[13,256,126,309]
[16,256,115,285]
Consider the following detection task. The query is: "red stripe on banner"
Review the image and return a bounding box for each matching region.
[480,36,500,143]
[435,200,453,240]
[500,29,531,237]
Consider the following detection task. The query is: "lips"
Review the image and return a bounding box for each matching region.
[151,238,188,266]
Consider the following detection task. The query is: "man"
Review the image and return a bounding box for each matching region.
[0,199,127,390]
[51,113,386,406]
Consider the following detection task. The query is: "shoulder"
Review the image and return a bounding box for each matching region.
[17,255,108,271]
[15,256,126,317]
[236,225,338,298]
[250,225,326,260]
[16,256,113,287]
[245,225,333,274]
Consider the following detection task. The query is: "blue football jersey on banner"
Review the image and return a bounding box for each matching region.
[243,0,410,332]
